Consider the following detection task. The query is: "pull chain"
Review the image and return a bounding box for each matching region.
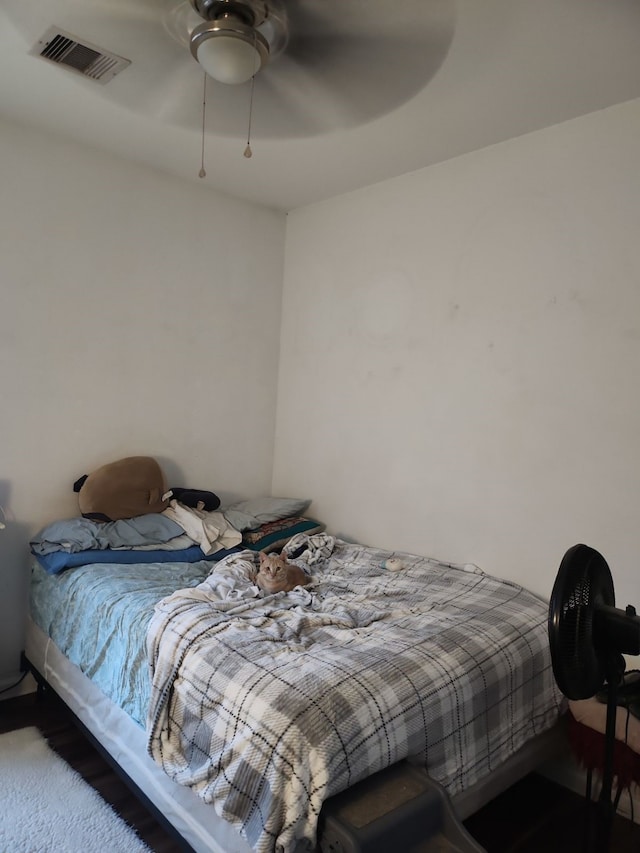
[244,71,255,158]
[199,72,207,178]
[244,31,260,159]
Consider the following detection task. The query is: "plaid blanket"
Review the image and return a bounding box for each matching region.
[147,539,563,853]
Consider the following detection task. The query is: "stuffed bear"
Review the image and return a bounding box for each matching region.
[73,457,221,522]
[73,456,169,522]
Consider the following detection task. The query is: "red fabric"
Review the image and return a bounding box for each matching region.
[567,709,640,791]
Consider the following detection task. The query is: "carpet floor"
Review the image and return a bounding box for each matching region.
[0,725,152,852]
[0,691,183,852]
[2,690,640,852]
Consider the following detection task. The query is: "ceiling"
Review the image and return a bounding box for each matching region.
[1,0,640,212]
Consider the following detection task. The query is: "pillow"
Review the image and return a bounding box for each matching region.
[30,514,185,556]
[223,496,311,532]
[33,543,242,575]
[74,456,169,522]
[242,517,325,553]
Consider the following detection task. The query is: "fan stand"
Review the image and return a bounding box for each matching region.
[587,652,626,853]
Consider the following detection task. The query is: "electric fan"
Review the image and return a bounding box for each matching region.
[548,544,640,852]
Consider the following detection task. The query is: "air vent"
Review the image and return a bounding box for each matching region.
[31,27,130,84]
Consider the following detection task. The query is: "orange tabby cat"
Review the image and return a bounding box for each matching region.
[256,551,310,594]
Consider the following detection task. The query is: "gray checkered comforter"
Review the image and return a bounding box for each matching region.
[146,539,563,853]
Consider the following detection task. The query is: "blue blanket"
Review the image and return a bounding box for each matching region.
[30,559,217,726]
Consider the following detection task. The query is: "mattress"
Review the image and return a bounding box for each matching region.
[25,618,252,853]
[28,537,566,852]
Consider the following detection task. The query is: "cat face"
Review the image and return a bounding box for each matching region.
[256,552,309,593]
[258,552,287,580]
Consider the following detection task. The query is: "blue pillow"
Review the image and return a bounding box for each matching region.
[30,514,185,556]
[34,544,242,575]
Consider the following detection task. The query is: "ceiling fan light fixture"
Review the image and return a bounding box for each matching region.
[190,18,269,85]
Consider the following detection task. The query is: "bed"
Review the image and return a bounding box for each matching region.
[24,514,566,853]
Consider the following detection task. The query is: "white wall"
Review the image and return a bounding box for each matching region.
[0,118,286,683]
[274,99,640,624]
[4,99,640,689]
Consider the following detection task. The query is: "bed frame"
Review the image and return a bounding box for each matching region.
[24,618,565,853]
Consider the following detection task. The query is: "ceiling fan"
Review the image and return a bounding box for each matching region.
[2,0,456,139]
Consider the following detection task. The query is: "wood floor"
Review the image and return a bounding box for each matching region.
[464,771,640,853]
[2,689,640,853]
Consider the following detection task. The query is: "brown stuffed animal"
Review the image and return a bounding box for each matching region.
[73,456,169,522]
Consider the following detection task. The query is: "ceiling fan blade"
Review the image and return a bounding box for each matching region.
[282,32,454,127]
[285,0,453,35]
[2,0,456,139]
[268,0,455,133]
[234,0,456,139]
[163,0,200,50]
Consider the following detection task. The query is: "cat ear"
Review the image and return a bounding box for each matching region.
[259,552,267,566]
